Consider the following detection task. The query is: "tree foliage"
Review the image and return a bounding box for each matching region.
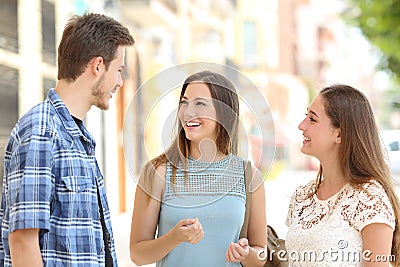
[344,0,400,81]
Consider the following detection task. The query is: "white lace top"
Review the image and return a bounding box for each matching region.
[286,180,395,266]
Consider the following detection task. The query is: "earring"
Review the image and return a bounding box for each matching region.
[335,138,339,143]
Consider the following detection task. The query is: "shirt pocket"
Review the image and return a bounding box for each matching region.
[55,176,96,218]
[61,175,93,192]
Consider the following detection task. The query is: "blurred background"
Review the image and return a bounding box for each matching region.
[1,0,399,266]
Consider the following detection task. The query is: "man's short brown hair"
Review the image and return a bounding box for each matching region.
[57,13,134,82]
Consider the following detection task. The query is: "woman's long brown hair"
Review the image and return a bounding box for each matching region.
[138,71,240,201]
[316,84,400,264]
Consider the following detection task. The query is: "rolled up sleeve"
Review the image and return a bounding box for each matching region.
[7,133,53,234]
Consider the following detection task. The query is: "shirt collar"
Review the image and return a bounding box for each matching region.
[47,89,95,145]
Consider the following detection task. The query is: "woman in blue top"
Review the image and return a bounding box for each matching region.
[129,70,267,267]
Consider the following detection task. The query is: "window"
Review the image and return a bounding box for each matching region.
[0,65,19,134]
[389,141,399,152]
[0,0,18,53]
[41,0,56,65]
[0,64,19,194]
[43,77,56,100]
[243,21,258,68]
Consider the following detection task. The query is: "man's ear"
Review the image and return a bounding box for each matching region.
[88,56,103,74]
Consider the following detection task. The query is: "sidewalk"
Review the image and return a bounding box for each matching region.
[113,208,156,267]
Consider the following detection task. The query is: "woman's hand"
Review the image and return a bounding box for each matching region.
[226,238,250,262]
[171,218,204,244]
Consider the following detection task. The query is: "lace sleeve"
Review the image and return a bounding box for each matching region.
[351,182,395,231]
[285,181,315,227]
[286,192,295,227]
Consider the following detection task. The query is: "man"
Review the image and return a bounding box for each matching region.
[0,13,134,266]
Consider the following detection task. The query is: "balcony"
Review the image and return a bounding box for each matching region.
[120,0,179,29]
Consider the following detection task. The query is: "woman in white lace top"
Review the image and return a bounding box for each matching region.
[286,84,400,266]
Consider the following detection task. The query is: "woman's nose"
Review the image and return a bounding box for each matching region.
[183,102,196,118]
[298,118,306,131]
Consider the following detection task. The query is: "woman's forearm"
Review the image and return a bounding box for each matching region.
[130,230,181,266]
[241,246,266,267]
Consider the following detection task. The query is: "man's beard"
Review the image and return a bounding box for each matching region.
[91,74,110,110]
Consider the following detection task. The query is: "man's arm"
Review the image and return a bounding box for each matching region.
[9,228,42,267]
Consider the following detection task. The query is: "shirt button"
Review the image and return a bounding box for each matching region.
[77,186,81,191]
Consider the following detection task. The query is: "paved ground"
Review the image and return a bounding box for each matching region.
[113,169,400,267]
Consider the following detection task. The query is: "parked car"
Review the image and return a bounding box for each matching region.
[380,130,400,184]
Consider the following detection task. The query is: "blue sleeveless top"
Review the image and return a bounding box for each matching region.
[156,155,246,267]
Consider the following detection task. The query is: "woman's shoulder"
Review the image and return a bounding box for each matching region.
[346,180,389,199]
[361,180,387,194]
[298,179,316,191]
[291,179,316,201]
[338,180,392,210]
[286,180,316,224]
[343,180,395,230]
[350,180,393,209]
[142,159,167,174]
[138,160,167,192]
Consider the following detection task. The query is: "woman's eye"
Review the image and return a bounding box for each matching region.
[196,101,206,106]
[179,100,188,105]
[305,113,316,122]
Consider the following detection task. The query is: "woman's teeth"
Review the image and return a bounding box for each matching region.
[186,122,200,127]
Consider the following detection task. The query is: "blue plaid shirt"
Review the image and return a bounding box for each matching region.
[0,89,118,266]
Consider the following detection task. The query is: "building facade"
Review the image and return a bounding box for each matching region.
[0,0,143,215]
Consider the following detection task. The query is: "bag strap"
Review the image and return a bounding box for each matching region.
[239,160,252,239]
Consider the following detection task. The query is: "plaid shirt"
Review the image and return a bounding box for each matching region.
[0,89,118,266]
